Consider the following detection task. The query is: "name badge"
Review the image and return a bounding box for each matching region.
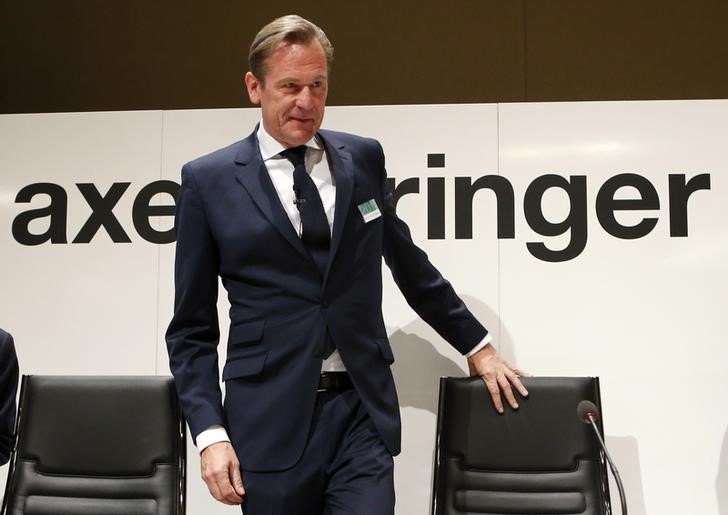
[357,199,381,223]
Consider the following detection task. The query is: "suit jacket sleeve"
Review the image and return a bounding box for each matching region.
[165,164,225,441]
[375,142,488,354]
[0,329,19,465]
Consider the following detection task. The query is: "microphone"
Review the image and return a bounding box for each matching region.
[577,400,628,515]
[293,184,306,205]
[577,399,599,424]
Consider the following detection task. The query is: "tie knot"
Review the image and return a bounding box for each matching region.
[280,146,307,168]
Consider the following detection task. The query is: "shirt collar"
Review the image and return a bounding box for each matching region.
[256,122,322,161]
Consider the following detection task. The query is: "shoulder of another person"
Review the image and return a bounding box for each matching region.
[0,330,15,361]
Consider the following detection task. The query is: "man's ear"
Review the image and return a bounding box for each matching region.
[245,72,262,105]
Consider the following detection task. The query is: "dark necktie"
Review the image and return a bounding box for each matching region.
[281,145,335,359]
[281,145,331,278]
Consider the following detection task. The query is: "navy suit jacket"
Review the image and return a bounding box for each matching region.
[0,328,19,466]
[166,128,486,472]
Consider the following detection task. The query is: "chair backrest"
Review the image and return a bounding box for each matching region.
[432,376,611,515]
[1,375,186,515]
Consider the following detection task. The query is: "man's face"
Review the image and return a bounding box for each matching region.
[245,40,328,148]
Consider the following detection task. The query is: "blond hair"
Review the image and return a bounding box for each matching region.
[249,15,334,82]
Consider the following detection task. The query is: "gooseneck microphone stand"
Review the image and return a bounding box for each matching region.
[577,400,628,515]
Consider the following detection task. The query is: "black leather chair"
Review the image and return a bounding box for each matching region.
[432,376,611,515]
[1,375,186,515]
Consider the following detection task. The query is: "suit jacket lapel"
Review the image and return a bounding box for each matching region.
[321,133,354,280]
[232,133,308,259]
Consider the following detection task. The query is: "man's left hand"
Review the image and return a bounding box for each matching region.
[467,343,529,413]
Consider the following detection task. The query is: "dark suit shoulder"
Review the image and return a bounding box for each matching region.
[184,138,249,173]
[318,129,381,151]
[318,129,385,172]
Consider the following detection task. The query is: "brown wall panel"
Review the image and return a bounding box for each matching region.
[0,1,524,112]
[1,1,251,112]
[1,0,727,113]
[524,0,728,101]
[320,1,526,105]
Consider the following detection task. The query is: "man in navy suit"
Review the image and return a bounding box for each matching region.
[166,14,527,515]
[0,328,19,466]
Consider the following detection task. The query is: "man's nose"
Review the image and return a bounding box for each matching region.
[296,87,314,110]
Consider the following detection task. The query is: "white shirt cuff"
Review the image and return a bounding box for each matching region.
[196,425,231,453]
[465,333,493,358]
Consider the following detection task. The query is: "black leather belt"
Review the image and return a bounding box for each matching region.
[317,372,352,392]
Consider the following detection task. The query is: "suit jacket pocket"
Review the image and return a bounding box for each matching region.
[374,338,395,364]
[222,351,268,381]
[228,319,265,346]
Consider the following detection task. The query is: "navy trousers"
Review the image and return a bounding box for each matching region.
[241,388,395,515]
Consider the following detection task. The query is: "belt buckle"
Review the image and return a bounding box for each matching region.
[317,372,328,392]
[318,372,342,392]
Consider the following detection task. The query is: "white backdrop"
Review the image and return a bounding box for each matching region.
[1,101,727,514]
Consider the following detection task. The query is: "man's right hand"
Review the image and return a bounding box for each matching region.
[200,441,245,505]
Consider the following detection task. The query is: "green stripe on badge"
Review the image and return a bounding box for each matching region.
[357,199,378,216]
